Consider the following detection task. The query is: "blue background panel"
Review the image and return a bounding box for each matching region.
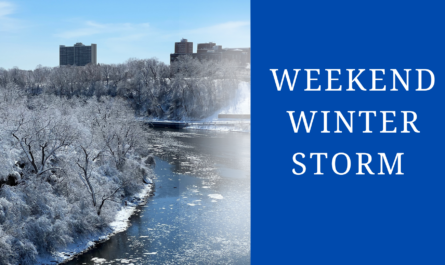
[252,1,445,264]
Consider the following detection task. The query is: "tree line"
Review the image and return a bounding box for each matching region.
[0,56,249,120]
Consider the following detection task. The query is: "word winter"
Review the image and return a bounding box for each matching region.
[292,152,404,175]
[287,111,420,133]
[270,69,435,91]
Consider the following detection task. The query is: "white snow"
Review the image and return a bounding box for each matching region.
[110,184,152,233]
[143,177,153,184]
[36,183,152,264]
[91,257,107,263]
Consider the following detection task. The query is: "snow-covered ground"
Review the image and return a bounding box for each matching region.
[36,183,153,265]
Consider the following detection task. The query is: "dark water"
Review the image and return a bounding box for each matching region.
[65,129,250,264]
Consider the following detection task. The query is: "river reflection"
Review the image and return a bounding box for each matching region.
[65,129,250,265]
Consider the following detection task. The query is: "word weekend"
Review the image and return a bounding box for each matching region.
[270,69,434,91]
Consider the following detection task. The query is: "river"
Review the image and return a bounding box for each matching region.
[65,128,250,265]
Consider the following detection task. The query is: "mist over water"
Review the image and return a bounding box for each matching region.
[66,129,250,264]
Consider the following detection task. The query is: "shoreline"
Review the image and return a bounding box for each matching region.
[37,182,154,265]
[37,125,248,264]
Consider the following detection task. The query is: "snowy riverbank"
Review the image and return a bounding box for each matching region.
[36,183,153,265]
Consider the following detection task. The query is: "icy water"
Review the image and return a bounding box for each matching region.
[65,129,250,265]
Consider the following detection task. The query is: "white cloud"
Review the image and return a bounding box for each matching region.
[0,1,14,18]
[56,21,150,39]
[0,1,23,32]
[55,19,249,49]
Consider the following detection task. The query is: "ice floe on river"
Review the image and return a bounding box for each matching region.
[208,194,224,200]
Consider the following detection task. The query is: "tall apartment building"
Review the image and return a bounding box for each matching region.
[59,43,97,66]
[174,39,193,54]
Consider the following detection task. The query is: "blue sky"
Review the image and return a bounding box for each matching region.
[0,0,250,70]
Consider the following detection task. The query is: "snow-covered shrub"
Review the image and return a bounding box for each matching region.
[0,91,151,264]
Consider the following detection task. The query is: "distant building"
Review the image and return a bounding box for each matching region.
[174,38,193,54]
[59,43,97,66]
[220,47,251,64]
[170,39,250,65]
[197,42,217,53]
